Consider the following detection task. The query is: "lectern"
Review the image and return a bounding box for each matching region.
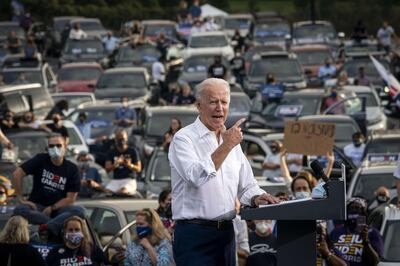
[241,177,347,266]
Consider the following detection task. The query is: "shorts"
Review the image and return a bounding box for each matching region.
[105,178,137,194]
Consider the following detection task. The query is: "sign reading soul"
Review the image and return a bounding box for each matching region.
[283,120,335,156]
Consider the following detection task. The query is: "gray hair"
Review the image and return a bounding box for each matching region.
[195,78,230,102]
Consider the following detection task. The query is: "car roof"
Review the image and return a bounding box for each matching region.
[0,83,42,94]
[60,62,102,69]
[291,44,331,51]
[299,114,356,122]
[53,16,84,21]
[76,199,158,212]
[103,67,147,74]
[70,18,101,23]
[145,105,197,115]
[52,92,95,97]
[5,128,51,137]
[293,20,333,28]
[359,164,397,174]
[226,14,253,19]
[341,85,373,93]
[191,31,227,37]
[284,89,326,96]
[141,20,176,26]
[369,130,400,139]
[77,99,145,109]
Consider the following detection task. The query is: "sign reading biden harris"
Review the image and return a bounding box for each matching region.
[283,121,335,156]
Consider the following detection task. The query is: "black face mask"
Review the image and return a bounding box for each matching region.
[79,117,85,123]
[376,195,389,204]
[53,118,60,124]
[353,139,362,147]
[116,139,127,147]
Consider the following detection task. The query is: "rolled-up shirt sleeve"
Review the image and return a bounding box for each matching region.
[237,149,265,205]
[169,134,217,188]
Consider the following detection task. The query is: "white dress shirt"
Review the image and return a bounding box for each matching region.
[344,143,366,166]
[169,117,265,221]
[69,29,87,40]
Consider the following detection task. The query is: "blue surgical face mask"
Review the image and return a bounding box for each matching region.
[330,92,337,98]
[295,191,311,199]
[136,226,152,238]
[65,232,83,245]
[48,147,63,160]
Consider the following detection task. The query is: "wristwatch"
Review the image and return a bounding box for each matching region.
[251,195,260,207]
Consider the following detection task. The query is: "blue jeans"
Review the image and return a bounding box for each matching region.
[13,203,85,235]
[173,222,236,266]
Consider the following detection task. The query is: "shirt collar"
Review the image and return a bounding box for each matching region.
[194,116,212,138]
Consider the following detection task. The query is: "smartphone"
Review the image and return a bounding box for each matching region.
[355,215,366,234]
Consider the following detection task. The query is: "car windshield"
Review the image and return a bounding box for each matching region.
[262,95,320,117]
[58,67,102,81]
[353,173,396,200]
[184,56,228,72]
[225,18,251,30]
[79,21,104,31]
[53,95,93,109]
[356,92,379,107]
[8,134,48,161]
[249,58,302,79]
[97,72,146,89]
[343,59,389,78]
[145,113,196,137]
[144,25,176,38]
[70,108,115,138]
[333,122,358,141]
[54,19,70,31]
[0,25,25,38]
[1,70,44,85]
[382,221,400,262]
[64,39,104,54]
[367,139,400,154]
[117,46,160,63]
[189,35,228,48]
[293,24,336,39]
[150,152,171,181]
[295,50,331,66]
[254,22,290,37]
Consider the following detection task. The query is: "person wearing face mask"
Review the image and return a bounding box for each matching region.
[290,175,313,199]
[230,47,245,87]
[344,132,366,167]
[114,96,137,127]
[330,198,383,266]
[262,141,283,179]
[156,189,173,231]
[1,110,18,133]
[46,216,108,266]
[105,128,141,195]
[367,186,391,229]
[12,134,85,237]
[18,111,43,129]
[47,113,70,145]
[321,88,343,114]
[246,220,277,266]
[208,55,227,80]
[318,58,337,82]
[77,151,103,198]
[125,208,173,266]
[76,112,91,141]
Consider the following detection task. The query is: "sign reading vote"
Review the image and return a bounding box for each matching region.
[283,120,335,156]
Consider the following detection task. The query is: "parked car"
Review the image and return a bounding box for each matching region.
[364,130,400,156]
[57,62,103,92]
[252,18,290,48]
[1,55,58,93]
[292,20,341,47]
[52,92,96,115]
[50,16,84,55]
[0,21,25,45]
[59,37,107,66]
[141,20,180,42]
[94,67,151,101]
[378,206,400,265]
[184,31,234,59]
[220,14,254,37]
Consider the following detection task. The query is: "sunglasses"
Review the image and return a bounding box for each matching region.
[48,144,63,148]
[0,191,5,195]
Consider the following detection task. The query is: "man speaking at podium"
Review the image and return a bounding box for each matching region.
[168,78,279,266]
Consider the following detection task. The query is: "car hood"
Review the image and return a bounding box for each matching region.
[185,46,232,57]
[58,80,96,92]
[95,87,147,100]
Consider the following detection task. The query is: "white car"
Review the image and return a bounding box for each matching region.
[184,31,234,60]
[378,205,400,265]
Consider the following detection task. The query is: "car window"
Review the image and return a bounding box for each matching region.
[117,45,161,63]
[254,22,290,37]
[145,113,197,137]
[94,208,120,236]
[9,135,48,161]
[184,56,229,73]
[333,122,358,142]
[367,139,400,154]
[293,24,336,40]
[225,18,251,30]
[0,93,29,114]
[296,50,331,66]
[150,153,171,181]
[79,21,104,31]
[124,211,137,236]
[144,25,176,38]
[353,173,396,200]
[262,96,320,117]
[65,125,83,145]
[343,59,389,78]
[21,86,53,111]
[58,67,102,81]
[2,70,44,85]
[249,58,302,79]
[189,35,228,48]
[64,39,104,54]
[53,95,93,109]
[382,221,400,261]
[97,72,146,89]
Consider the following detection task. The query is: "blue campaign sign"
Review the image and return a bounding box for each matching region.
[260,84,284,99]
[275,105,303,117]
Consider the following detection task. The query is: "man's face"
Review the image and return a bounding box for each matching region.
[48,136,65,153]
[197,85,229,131]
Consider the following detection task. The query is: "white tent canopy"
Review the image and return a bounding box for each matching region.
[201,4,228,17]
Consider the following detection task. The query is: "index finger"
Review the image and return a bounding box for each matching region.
[233,118,246,128]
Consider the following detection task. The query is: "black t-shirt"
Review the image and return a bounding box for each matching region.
[230,56,245,74]
[21,153,81,206]
[46,245,108,266]
[0,243,46,266]
[48,124,69,139]
[176,94,195,105]
[106,147,140,179]
[246,232,277,266]
[208,63,227,79]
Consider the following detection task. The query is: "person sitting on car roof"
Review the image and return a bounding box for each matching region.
[318,58,336,82]
[77,151,103,198]
[45,99,69,120]
[69,22,87,40]
[12,134,85,238]
[105,128,141,196]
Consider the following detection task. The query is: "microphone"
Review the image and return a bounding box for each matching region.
[310,160,329,183]
[310,160,329,199]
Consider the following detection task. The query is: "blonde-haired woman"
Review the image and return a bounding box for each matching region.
[46,215,108,266]
[0,216,46,266]
[125,208,174,266]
